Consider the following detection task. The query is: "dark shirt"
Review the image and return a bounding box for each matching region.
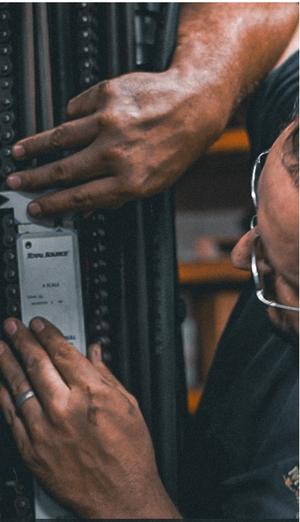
[182,51,299,519]
[247,50,299,161]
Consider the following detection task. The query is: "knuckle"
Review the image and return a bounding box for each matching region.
[30,422,44,442]
[52,346,71,365]
[127,392,139,409]
[10,375,28,396]
[71,189,93,211]
[50,125,67,150]
[112,145,127,162]
[100,144,125,167]
[127,171,149,198]
[48,398,69,424]
[94,106,124,133]
[18,171,35,189]
[50,403,64,421]
[51,161,68,184]
[95,110,116,131]
[42,329,63,347]
[97,79,112,100]
[87,385,103,406]
[56,338,71,354]
[26,353,47,377]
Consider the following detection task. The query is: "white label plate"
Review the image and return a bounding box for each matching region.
[17,230,86,355]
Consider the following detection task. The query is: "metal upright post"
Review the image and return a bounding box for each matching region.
[35,4,54,131]
[143,3,182,502]
[21,4,37,137]
[48,4,74,126]
[121,3,153,431]
[105,4,133,391]
[106,3,120,78]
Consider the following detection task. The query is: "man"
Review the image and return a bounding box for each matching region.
[0,116,298,518]
[0,3,298,518]
[182,116,299,518]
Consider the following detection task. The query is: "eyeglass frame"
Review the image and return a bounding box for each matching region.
[250,150,299,313]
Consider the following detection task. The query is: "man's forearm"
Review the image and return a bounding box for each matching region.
[171,3,298,132]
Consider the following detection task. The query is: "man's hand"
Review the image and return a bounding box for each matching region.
[8,70,218,217]
[6,3,298,217]
[0,317,180,518]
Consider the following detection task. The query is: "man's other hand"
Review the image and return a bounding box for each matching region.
[0,317,179,518]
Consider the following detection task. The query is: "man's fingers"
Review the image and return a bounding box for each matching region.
[11,115,98,161]
[88,344,129,394]
[66,80,110,118]
[7,141,109,194]
[0,383,31,453]
[27,177,124,216]
[0,380,16,426]
[0,341,43,428]
[29,318,98,387]
[3,319,68,403]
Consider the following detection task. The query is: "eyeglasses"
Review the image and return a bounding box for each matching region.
[250,151,299,313]
[251,150,269,208]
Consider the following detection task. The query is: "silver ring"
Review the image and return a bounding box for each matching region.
[15,389,35,409]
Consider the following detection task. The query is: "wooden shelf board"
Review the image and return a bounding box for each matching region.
[209,128,250,153]
[179,259,250,285]
[188,387,203,414]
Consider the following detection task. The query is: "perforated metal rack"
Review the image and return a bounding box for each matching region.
[0,4,187,518]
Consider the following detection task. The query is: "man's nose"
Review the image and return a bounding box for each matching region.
[231,230,254,271]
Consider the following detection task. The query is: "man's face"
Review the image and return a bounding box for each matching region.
[231,124,299,339]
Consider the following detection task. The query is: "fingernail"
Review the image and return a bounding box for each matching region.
[28,202,42,217]
[12,144,25,158]
[31,318,45,333]
[4,319,17,336]
[6,175,22,189]
[0,341,6,354]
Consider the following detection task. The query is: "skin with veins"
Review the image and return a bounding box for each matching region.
[6,3,298,216]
